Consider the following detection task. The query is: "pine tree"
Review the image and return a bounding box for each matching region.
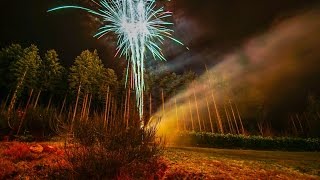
[0,44,24,93]
[34,49,64,108]
[8,44,41,134]
[8,44,41,114]
[69,50,106,129]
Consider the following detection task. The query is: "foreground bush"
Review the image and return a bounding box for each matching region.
[64,115,164,179]
[175,132,320,151]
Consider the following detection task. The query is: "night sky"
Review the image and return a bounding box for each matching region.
[1,0,320,115]
[0,0,318,68]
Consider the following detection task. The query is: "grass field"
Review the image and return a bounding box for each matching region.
[163,147,320,179]
[1,142,320,179]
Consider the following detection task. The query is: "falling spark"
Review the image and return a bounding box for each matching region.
[48,0,185,119]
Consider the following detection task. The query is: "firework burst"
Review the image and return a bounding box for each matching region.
[48,0,184,120]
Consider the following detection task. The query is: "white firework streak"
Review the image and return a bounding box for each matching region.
[48,0,184,120]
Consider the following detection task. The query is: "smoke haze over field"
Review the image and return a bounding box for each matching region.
[154,8,320,135]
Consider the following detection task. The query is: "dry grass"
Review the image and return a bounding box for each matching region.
[163,147,320,179]
[1,142,320,179]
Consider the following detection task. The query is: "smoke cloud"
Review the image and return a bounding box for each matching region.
[152,8,320,138]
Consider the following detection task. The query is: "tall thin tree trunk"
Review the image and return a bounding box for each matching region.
[235,103,245,134]
[257,122,264,136]
[104,87,110,128]
[161,88,165,116]
[205,64,223,133]
[224,103,233,134]
[296,114,304,134]
[229,100,239,134]
[290,115,298,135]
[80,93,87,121]
[110,97,114,128]
[206,97,214,133]
[25,89,34,112]
[33,89,42,109]
[211,92,223,134]
[182,109,187,131]
[86,94,93,121]
[16,88,33,135]
[83,93,89,121]
[46,95,53,111]
[193,84,202,132]
[175,97,179,131]
[59,94,67,116]
[8,69,27,115]
[202,113,206,132]
[71,84,81,132]
[109,97,113,128]
[188,98,194,131]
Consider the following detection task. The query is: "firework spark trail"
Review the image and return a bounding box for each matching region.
[48,0,184,120]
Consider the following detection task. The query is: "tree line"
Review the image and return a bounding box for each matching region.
[0,44,118,112]
[0,43,197,136]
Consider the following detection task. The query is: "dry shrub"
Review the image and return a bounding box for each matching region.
[65,144,123,179]
[64,114,164,179]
